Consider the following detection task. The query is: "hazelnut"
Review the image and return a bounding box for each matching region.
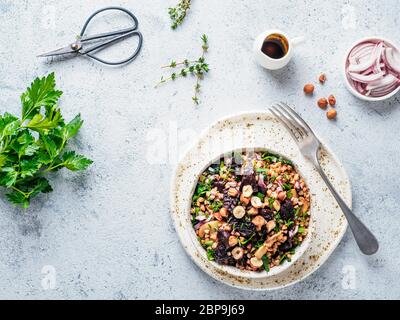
[326,109,337,120]
[219,207,228,218]
[303,83,314,95]
[228,236,238,247]
[240,193,250,205]
[251,215,266,231]
[232,247,244,260]
[266,220,276,232]
[317,98,328,109]
[277,191,287,201]
[250,196,263,208]
[198,221,219,238]
[242,185,253,197]
[319,73,326,84]
[247,207,259,215]
[250,257,264,268]
[273,200,281,211]
[328,94,336,106]
[232,205,245,219]
[228,188,238,197]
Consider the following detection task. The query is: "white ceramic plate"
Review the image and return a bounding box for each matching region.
[170,111,351,290]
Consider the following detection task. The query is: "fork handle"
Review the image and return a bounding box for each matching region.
[314,162,379,255]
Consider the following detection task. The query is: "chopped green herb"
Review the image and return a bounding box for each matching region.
[298,226,305,234]
[256,168,267,172]
[204,240,214,247]
[210,201,223,212]
[256,192,265,201]
[268,197,275,208]
[262,255,270,272]
[261,152,293,165]
[286,190,293,199]
[282,183,292,191]
[206,248,215,261]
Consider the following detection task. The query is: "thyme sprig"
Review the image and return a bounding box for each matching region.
[168,0,191,29]
[156,35,209,105]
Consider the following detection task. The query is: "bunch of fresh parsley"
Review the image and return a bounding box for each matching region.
[0,73,92,208]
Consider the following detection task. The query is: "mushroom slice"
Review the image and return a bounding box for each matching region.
[231,247,244,260]
[250,196,263,208]
[233,206,246,219]
[242,185,253,197]
[250,257,264,268]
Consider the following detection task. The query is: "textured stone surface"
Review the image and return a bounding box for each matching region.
[0,0,399,299]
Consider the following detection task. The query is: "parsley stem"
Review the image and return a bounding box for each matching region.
[44,162,64,172]
[12,186,28,197]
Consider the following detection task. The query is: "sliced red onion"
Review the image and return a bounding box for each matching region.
[386,47,400,73]
[348,71,384,83]
[258,174,267,193]
[196,215,207,221]
[366,74,398,90]
[194,221,204,230]
[289,225,299,238]
[346,40,400,97]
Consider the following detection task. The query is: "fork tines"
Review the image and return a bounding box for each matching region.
[269,102,315,142]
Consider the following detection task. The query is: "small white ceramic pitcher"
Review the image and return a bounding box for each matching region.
[253,29,304,70]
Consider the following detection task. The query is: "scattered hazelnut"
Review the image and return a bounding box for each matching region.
[219,207,228,218]
[266,220,276,233]
[242,185,253,197]
[228,188,238,197]
[240,193,250,205]
[250,196,263,208]
[326,109,337,120]
[198,221,219,238]
[228,236,238,247]
[303,83,314,95]
[232,247,244,260]
[277,191,287,201]
[317,98,328,109]
[247,207,259,215]
[251,215,266,231]
[232,205,245,219]
[273,200,281,211]
[319,73,326,84]
[328,94,336,106]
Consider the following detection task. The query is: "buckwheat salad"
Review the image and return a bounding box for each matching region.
[191,151,311,272]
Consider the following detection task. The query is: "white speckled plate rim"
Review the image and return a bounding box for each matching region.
[170,111,351,290]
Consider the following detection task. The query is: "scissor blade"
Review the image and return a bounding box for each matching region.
[37,44,77,57]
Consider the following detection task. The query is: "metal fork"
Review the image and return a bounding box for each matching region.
[269,102,379,255]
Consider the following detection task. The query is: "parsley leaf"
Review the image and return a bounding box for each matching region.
[62,151,93,171]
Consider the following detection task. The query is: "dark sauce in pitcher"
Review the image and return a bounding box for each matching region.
[261,34,289,59]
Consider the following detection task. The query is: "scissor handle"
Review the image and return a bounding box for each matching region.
[79,6,142,65]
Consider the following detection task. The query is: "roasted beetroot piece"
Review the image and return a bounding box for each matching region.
[223,188,238,214]
[280,199,295,221]
[217,230,231,247]
[240,173,258,193]
[260,208,274,221]
[279,239,293,252]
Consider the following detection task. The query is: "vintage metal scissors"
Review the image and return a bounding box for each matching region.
[38,6,143,65]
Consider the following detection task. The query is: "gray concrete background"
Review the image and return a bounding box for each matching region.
[0,0,399,299]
